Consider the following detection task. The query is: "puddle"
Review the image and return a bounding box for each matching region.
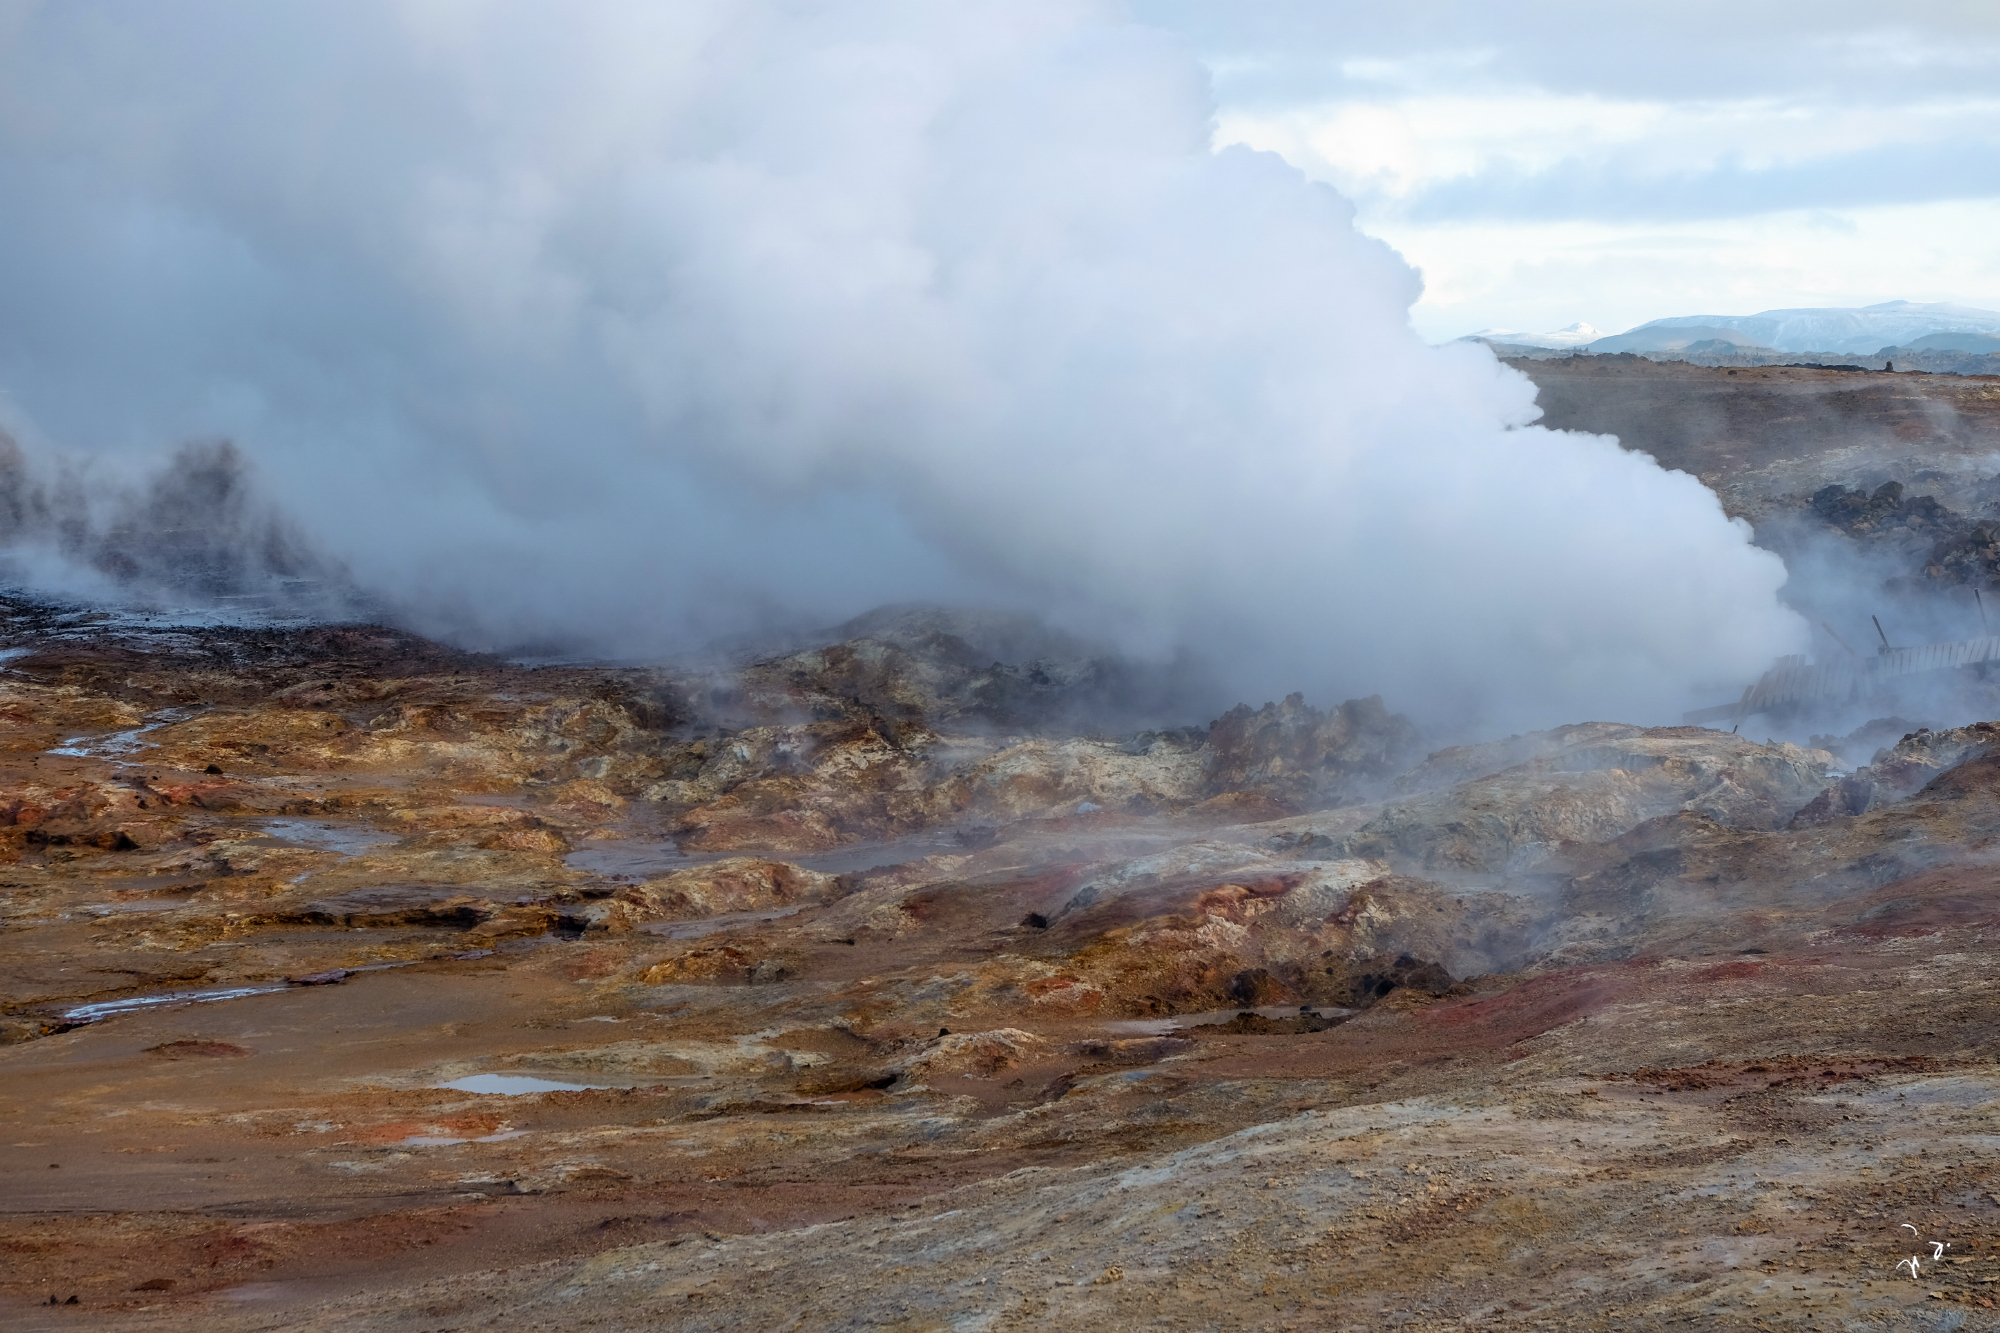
[439,1074,625,1095]
[641,906,803,940]
[82,898,194,916]
[50,706,202,761]
[403,1129,529,1146]
[61,983,291,1024]
[1100,1005,1354,1036]
[563,840,719,879]
[255,818,400,855]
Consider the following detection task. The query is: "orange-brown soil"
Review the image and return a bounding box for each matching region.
[6,601,2000,1330]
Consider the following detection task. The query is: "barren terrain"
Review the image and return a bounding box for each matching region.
[9,363,2000,1330]
[1518,356,2000,520]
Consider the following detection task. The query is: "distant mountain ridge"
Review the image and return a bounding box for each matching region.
[1583,325,1775,354]
[1903,330,2000,354]
[1599,300,2000,355]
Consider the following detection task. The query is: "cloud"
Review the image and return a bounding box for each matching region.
[1135,3,2000,106]
[1168,5,2000,338]
[0,0,1804,731]
[1398,139,2000,224]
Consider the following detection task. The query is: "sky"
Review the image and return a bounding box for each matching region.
[1135,1,2000,341]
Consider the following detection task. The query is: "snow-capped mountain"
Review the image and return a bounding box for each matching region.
[1602,301,2000,355]
[1461,321,1603,349]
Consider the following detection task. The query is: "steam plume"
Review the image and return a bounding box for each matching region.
[0,0,1805,729]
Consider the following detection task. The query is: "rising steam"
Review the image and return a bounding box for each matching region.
[0,434,355,617]
[0,0,1805,729]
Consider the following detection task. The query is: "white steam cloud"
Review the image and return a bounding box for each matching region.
[0,0,1805,729]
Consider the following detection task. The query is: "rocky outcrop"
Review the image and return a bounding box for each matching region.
[1811,480,1959,543]
[1928,519,2000,587]
[733,606,1218,736]
[891,1028,1049,1081]
[1338,726,1833,877]
[1005,846,1537,1015]
[591,859,843,931]
[1542,735,2000,953]
[1201,693,1419,811]
[1789,721,1999,825]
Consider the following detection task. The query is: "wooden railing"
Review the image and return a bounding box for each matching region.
[1684,635,2000,726]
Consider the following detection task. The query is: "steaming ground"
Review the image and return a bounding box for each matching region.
[9,355,2000,753]
[0,0,1801,734]
[9,590,2000,1328]
[1521,356,2000,746]
[0,436,366,624]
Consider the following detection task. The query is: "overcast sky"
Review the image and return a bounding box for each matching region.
[1137,1,2000,340]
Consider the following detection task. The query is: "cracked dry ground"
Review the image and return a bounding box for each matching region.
[8,611,2000,1330]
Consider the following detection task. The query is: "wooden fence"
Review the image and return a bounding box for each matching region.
[1684,635,2000,726]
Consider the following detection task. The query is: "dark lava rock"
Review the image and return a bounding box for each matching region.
[1804,479,2000,592]
[1345,953,1456,1005]
[291,887,493,929]
[1228,967,1294,1006]
[1810,480,1959,539]
[1926,518,2000,587]
[25,824,140,850]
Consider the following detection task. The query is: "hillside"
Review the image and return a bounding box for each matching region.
[1514,355,2000,518]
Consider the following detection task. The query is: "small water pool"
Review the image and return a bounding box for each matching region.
[438,1073,625,1095]
[403,1128,530,1145]
[82,897,194,916]
[256,818,400,855]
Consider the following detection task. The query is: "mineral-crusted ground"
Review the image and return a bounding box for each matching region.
[3,593,2000,1333]
[12,362,2000,1331]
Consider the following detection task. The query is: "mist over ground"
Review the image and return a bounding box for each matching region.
[0,0,1805,733]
